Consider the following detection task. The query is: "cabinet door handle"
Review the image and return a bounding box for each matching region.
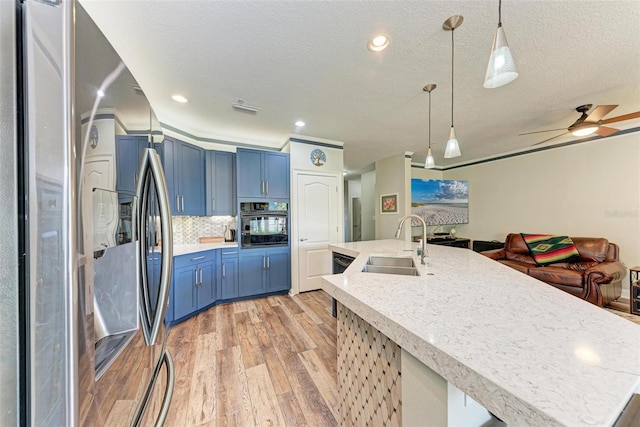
[212,197,216,212]
[263,255,266,269]
[190,255,205,261]
[181,195,185,212]
[266,255,270,269]
[222,251,237,255]
[261,180,265,195]
[222,263,226,278]
[176,195,180,211]
[265,181,268,194]
[193,269,198,286]
[300,238,308,242]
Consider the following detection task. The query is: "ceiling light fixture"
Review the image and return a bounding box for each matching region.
[295,120,306,127]
[443,15,463,159]
[231,99,260,113]
[484,0,518,89]
[570,122,599,137]
[423,84,436,169]
[172,94,188,103]
[368,35,390,52]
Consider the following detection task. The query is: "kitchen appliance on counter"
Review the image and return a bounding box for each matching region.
[7,1,174,424]
[239,201,289,248]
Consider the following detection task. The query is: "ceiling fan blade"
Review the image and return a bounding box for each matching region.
[519,128,568,136]
[584,105,618,123]
[532,132,569,146]
[601,111,640,124]
[595,126,619,137]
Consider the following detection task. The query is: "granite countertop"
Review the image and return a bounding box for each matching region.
[172,242,238,256]
[322,239,640,426]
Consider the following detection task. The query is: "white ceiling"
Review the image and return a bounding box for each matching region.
[80,0,640,174]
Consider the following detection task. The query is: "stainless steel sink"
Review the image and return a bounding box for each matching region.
[367,256,415,268]
[362,265,419,276]
[363,256,418,276]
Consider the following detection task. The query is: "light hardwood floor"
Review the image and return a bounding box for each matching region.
[164,290,640,427]
[164,290,338,427]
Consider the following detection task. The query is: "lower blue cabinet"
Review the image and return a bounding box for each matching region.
[265,250,290,293]
[239,247,290,297]
[220,250,239,300]
[166,247,289,326]
[239,251,267,297]
[168,250,216,322]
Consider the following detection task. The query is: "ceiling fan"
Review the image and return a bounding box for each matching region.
[520,104,640,146]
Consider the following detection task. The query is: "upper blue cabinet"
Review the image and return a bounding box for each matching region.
[163,136,206,215]
[206,151,236,216]
[115,135,163,204]
[236,148,289,199]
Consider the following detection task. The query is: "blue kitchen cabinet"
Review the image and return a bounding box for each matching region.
[172,265,198,320]
[236,148,263,198]
[115,135,149,203]
[236,148,289,199]
[163,136,206,215]
[265,248,290,292]
[206,151,236,216]
[263,153,289,198]
[168,250,217,322]
[220,250,239,300]
[238,251,266,297]
[238,247,290,297]
[115,136,164,196]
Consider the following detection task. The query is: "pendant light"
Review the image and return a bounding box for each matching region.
[443,15,463,158]
[423,84,436,168]
[484,0,518,88]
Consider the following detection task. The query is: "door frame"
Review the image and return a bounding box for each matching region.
[290,170,344,295]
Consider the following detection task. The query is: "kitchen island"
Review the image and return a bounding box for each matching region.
[321,239,640,426]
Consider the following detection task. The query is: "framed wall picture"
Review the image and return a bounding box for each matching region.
[380,193,398,214]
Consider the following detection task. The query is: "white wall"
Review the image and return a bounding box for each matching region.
[361,170,376,241]
[444,131,640,296]
[375,152,412,239]
[345,179,362,241]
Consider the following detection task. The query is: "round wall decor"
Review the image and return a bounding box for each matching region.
[89,125,99,149]
[310,148,326,167]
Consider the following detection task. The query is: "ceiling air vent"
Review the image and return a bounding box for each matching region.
[232,99,260,114]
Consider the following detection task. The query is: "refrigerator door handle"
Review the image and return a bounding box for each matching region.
[155,350,175,427]
[131,349,175,427]
[136,148,173,346]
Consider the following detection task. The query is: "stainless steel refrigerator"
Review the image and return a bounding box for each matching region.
[1,0,174,424]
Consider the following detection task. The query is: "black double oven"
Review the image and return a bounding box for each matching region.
[239,202,289,249]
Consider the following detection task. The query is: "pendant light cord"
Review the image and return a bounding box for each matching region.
[451,28,454,128]
[428,90,432,149]
[498,0,503,27]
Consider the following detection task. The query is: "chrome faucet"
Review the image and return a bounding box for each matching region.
[395,214,427,265]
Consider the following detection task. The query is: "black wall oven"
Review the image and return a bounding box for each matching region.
[239,202,288,248]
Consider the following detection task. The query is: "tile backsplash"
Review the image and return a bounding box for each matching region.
[172,216,237,244]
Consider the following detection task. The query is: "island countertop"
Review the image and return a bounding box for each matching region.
[321,239,640,426]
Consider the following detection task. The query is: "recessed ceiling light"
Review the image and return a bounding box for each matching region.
[295,120,306,127]
[96,89,105,97]
[368,35,390,52]
[172,94,188,103]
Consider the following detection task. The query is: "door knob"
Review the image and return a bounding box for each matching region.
[300,238,308,241]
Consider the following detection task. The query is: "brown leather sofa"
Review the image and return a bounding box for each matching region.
[481,233,624,306]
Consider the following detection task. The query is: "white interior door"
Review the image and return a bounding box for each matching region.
[297,174,340,292]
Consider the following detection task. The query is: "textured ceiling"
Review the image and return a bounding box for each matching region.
[80,0,640,174]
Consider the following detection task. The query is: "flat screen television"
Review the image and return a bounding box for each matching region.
[411,179,469,226]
